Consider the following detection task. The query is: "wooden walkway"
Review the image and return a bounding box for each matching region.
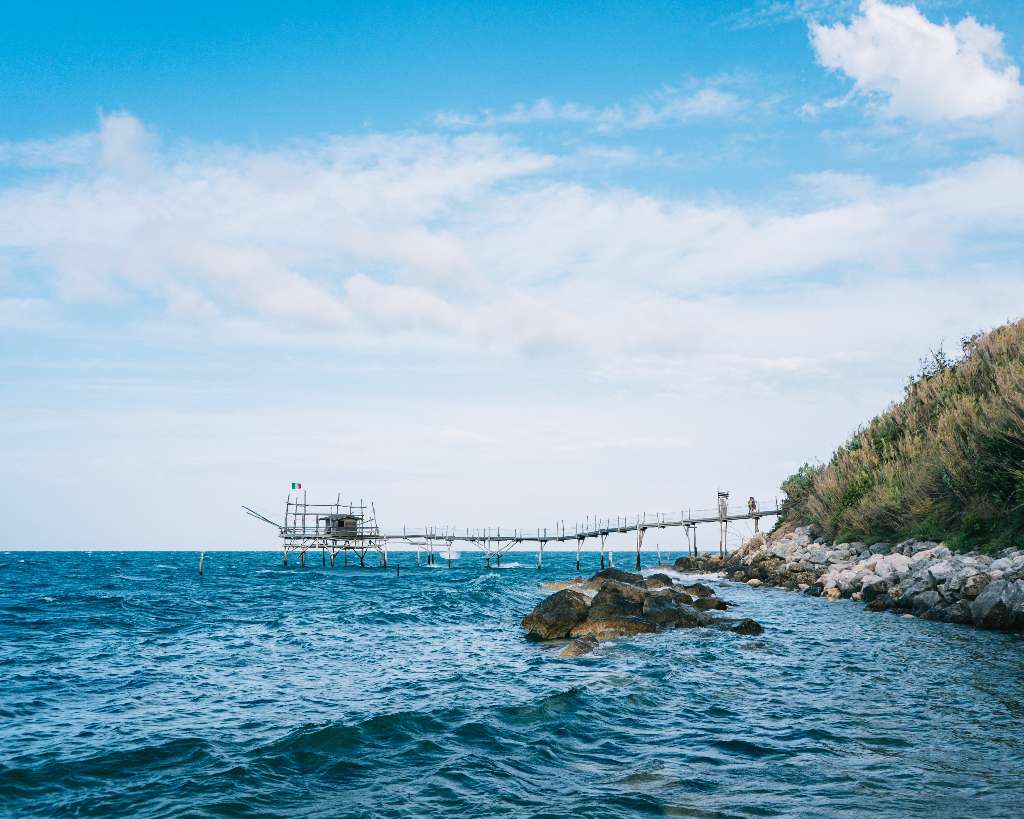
[244,494,781,571]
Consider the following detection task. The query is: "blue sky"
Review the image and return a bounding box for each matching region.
[2,0,1023,548]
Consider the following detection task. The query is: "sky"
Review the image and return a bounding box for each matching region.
[2,0,1022,549]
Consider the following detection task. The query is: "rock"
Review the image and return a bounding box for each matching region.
[541,579,582,591]
[644,573,674,589]
[682,582,714,598]
[860,575,887,602]
[962,573,990,600]
[642,593,707,628]
[803,584,823,597]
[851,592,863,602]
[806,546,830,565]
[522,589,591,640]
[570,616,658,641]
[747,578,762,587]
[824,588,841,600]
[559,638,597,658]
[866,595,891,612]
[740,641,768,650]
[731,618,764,635]
[970,580,1024,630]
[693,595,729,611]
[911,590,943,617]
[672,556,700,572]
[591,567,645,586]
[939,600,973,625]
[587,580,646,619]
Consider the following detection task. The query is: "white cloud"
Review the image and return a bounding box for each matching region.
[810,1,1024,123]
[435,85,747,132]
[1,112,1022,376]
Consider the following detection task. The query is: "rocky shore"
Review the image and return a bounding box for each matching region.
[676,525,1024,631]
[522,567,764,657]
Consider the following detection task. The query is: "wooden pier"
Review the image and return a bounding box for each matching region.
[244,490,780,571]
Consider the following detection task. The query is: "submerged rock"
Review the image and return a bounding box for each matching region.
[541,578,583,591]
[522,589,590,640]
[683,582,715,598]
[731,618,765,636]
[560,638,597,658]
[570,616,658,641]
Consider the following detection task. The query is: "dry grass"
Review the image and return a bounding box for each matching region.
[779,319,1024,552]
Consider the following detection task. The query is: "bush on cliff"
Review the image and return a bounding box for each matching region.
[779,318,1024,552]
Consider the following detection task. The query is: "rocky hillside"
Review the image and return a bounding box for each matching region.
[779,318,1024,552]
[687,526,1024,631]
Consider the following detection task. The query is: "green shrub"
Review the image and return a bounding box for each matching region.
[777,318,1024,553]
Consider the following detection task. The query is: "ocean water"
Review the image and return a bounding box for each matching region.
[2,550,1023,818]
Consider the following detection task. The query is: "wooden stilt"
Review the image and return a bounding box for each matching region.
[198,551,204,576]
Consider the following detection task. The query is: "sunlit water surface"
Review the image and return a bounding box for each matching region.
[2,551,1023,817]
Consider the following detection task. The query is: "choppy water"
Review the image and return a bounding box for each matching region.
[2,550,1024,818]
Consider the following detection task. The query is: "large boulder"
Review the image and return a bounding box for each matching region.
[588,579,646,619]
[673,556,700,572]
[522,589,591,640]
[970,580,1024,630]
[644,573,674,589]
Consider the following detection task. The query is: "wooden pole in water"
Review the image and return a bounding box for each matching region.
[198,550,204,576]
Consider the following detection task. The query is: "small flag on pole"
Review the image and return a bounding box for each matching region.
[291,482,302,489]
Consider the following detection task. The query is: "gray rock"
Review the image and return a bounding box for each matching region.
[970,580,1024,630]
[643,573,674,589]
[912,590,944,617]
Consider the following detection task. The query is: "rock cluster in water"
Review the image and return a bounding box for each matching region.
[522,567,763,657]
[680,526,1024,631]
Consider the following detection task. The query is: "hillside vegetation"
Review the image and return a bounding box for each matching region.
[780,319,1024,552]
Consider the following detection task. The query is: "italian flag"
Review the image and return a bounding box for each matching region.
[291,482,302,489]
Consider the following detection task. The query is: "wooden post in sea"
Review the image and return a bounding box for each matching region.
[198,551,204,576]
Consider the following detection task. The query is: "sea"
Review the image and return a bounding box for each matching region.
[2,550,1023,818]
